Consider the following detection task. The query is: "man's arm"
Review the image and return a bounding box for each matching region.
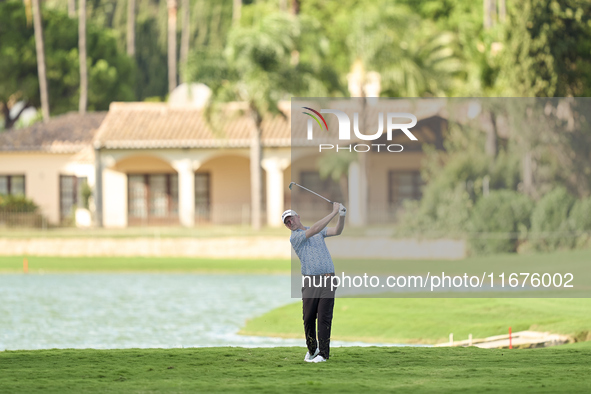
[327,204,346,236]
[305,202,340,238]
[326,213,345,237]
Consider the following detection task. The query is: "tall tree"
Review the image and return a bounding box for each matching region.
[167,0,177,93]
[0,2,135,129]
[68,0,75,18]
[127,0,135,56]
[232,0,240,26]
[347,2,461,97]
[291,0,300,15]
[495,0,591,97]
[188,13,333,229]
[179,0,189,82]
[78,0,87,113]
[30,0,50,122]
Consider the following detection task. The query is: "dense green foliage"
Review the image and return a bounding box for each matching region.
[568,196,591,248]
[398,97,591,254]
[3,345,591,393]
[0,1,134,128]
[495,0,591,97]
[469,190,533,254]
[530,187,576,251]
[0,194,38,212]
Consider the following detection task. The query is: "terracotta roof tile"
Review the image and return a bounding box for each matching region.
[0,112,106,153]
[94,102,292,149]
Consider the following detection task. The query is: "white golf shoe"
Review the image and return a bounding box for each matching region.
[304,348,320,362]
[311,355,327,363]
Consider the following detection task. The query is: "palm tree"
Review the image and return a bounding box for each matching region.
[78,0,87,114]
[347,3,461,97]
[127,0,135,56]
[179,0,189,82]
[167,0,177,93]
[232,0,241,26]
[68,0,75,17]
[191,13,322,229]
[28,0,50,122]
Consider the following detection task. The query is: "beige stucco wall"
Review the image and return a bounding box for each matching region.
[0,152,94,224]
[113,155,176,173]
[0,147,425,227]
[367,151,424,205]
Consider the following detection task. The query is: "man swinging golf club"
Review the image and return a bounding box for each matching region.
[283,182,346,363]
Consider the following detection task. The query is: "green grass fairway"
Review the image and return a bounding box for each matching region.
[1,346,591,393]
[241,298,591,344]
[0,256,289,274]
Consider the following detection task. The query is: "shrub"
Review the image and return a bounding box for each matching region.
[567,197,591,248]
[0,195,38,212]
[530,187,576,251]
[397,185,473,238]
[469,190,533,254]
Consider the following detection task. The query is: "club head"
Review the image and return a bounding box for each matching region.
[288,182,295,190]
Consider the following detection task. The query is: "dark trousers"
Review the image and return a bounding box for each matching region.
[302,274,336,360]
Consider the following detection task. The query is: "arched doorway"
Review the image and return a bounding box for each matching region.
[114,155,179,226]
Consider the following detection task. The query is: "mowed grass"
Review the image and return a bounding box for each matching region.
[0,256,290,274]
[1,346,591,393]
[241,298,591,344]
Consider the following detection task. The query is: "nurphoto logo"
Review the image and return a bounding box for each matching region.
[302,107,418,153]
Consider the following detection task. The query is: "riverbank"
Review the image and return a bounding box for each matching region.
[2,345,591,393]
[241,298,591,345]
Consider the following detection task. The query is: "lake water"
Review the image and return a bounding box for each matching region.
[0,274,400,351]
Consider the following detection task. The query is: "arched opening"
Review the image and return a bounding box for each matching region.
[196,154,265,225]
[114,155,179,226]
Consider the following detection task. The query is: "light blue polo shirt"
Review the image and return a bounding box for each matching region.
[290,227,335,275]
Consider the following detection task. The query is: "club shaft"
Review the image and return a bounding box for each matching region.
[292,183,332,203]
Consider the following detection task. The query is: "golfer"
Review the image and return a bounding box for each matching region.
[282,202,346,363]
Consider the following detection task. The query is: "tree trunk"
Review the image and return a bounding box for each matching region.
[250,110,263,230]
[78,0,87,114]
[68,0,76,18]
[291,0,300,15]
[127,0,135,56]
[167,0,178,94]
[232,0,241,26]
[31,0,49,122]
[279,0,287,12]
[523,151,533,197]
[179,0,190,83]
[499,0,506,23]
[483,0,492,29]
[485,112,497,158]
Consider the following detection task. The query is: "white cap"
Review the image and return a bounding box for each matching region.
[281,209,298,223]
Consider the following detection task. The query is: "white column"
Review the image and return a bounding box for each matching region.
[348,161,367,226]
[102,168,127,228]
[173,159,195,227]
[262,158,285,227]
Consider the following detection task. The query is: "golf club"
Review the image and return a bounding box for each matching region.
[288,181,333,204]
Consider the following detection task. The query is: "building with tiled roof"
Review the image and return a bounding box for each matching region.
[94,102,292,149]
[0,98,449,228]
[0,112,106,153]
[0,112,106,225]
